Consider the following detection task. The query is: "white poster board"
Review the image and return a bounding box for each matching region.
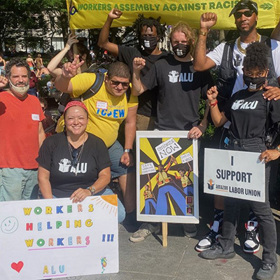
[204,148,266,202]
[136,131,199,224]
[0,195,119,280]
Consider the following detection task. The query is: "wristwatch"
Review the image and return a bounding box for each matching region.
[124,149,132,153]
[87,186,96,195]
[199,30,208,36]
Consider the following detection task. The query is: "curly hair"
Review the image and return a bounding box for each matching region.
[5,58,31,79]
[170,22,197,56]
[132,14,166,41]
[243,42,269,71]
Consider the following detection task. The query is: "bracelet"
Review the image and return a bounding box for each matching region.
[87,186,96,195]
[199,30,208,36]
[209,99,218,108]
[124,149,132,153]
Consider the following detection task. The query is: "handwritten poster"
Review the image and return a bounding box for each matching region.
[0,195,119,280]
[136,131,199,224]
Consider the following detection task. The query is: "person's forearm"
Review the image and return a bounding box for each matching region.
[54,74,72,93]
[47,45,71,77]
[38,179,53,199]
[193,28,209,71]
[271,20,280,41]
[132,70,145,96]
[209,101,226,127]
[98,16,113,48]
[199,102,209,133]
[124,121,136,150]
[38,122,46,148]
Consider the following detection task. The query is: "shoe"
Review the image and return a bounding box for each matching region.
[195,229,221,252]
[256,263,277,280]
[129,223,160,243]
[183,224,197,238]
[243,221,260,254]
[199,243,236,260]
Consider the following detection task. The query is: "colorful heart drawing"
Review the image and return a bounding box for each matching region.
[11,261,24,273]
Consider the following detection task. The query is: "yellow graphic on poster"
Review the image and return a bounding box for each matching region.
[139,137,194,217]
[67,0,280,30]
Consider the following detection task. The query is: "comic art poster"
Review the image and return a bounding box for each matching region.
[136,131,199,224]
[0,196,118,280]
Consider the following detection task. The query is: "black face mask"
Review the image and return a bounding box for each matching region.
[140,36,158,52]
[172,44,191,58]
[243,75,266,90]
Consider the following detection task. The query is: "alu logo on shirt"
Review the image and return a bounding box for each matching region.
[168,71,194,83]
[231,100,258,110]
[58,158,87,174]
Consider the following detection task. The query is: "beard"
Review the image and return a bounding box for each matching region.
[9,80,29,95]
[237,21,257,37]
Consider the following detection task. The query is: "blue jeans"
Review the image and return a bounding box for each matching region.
[219,138,277,264]
[0,168,38,201]
[108,140,135,179]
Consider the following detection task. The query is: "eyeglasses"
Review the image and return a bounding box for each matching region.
[71,149,79,167]
[110,80,130,88]
[234,10,254,19]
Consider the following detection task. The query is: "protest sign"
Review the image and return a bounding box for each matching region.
[0,195,118,279]
[67,0,280,30]
[136,131,199,224]
[204,148,265,202]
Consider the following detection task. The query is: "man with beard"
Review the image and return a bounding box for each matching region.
[131,22,212,242]
[193,0,280,255]
[98,8,167,131]
[0,58,45,201]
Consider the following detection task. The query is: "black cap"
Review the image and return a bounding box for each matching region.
[229,0,258,17]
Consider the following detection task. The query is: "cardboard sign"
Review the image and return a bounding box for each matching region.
[204,148,266,202]
[136,131,199,224]
[0,196,119,279]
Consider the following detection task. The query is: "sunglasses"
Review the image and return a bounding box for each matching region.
[110,80,130,88]
[234,10,254,19]
[71,149,79,167]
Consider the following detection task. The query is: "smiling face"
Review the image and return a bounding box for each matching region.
[105,75,130,97]
[235,9,258,35]
[64,106,88,136]
[1,217,19,234]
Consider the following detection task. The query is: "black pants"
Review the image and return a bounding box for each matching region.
[218,138,277,265]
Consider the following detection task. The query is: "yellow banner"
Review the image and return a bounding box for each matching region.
[67,0,280,30]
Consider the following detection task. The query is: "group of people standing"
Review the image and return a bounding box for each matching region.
[1,0,280,279]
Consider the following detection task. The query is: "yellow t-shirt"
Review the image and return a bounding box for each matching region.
[56,73,138,147]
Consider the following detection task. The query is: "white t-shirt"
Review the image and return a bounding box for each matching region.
[207,38,280,96]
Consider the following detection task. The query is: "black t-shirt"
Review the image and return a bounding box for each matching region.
[37,132,111,198]
[224,89,280,139]
[142,54,212,130]
[118,45,168,117]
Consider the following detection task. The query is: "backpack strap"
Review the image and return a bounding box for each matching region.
[80,72,104,101]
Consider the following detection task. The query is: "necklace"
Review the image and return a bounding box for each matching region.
[237,33,261,55]
[67,140,85,176]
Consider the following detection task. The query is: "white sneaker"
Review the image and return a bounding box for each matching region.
[129,223,160,243]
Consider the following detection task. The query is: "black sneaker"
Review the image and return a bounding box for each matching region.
[243,221,260,254]
[195,229,221,252]
[199,243,235,260]
[256,263,277,280]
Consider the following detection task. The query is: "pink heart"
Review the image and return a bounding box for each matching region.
[11,261,24,273]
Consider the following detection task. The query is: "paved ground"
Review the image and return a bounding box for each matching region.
[56,191,280,280]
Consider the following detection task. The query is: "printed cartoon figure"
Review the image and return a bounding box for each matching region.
[175,162,193,196]
[155,155,186,215]
[168,70,180,83]
[58,158,71,173]
[143,174,157,214]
